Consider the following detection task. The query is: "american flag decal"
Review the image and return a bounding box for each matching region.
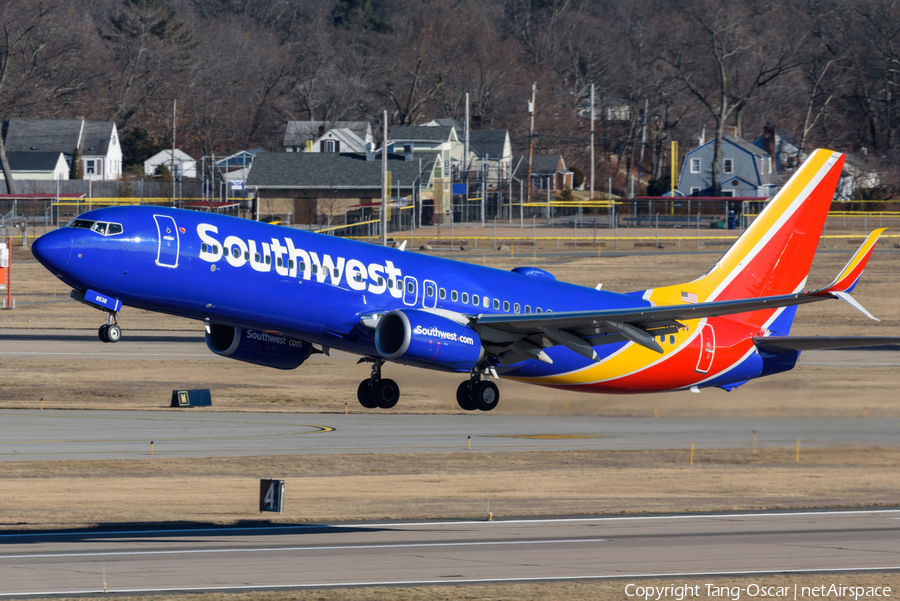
[681,291,698,303]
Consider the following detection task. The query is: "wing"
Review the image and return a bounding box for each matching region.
[471,230,886,366]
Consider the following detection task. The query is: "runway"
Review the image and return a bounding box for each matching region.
[2,410,899,460]
[0,509,898,596]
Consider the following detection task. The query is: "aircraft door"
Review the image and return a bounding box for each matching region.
[695,323,715,373]
[422,279,437,309]
[154,215,180,268]
[402,275,418,306]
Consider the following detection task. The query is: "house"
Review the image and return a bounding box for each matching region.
[0,152,69,181]
[215,149,261,183]
[3,118,123,180]
[246,151,433,225]
[420,120,513,179]
[309,128,367,154]
[577,89,632,122]
[836,153,882,200]
[515,155,574,191]
[144,149,197,179]
[283,121,373,152]
[752,123,808,172]
[677,133,778,197]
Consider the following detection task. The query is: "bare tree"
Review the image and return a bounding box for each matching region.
[660,0,803,194]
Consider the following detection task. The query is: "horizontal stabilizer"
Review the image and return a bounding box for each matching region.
[753,336,900,353]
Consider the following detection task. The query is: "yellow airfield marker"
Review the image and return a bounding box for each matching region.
[344,402,348,415]
[468,435,471,450]
[796,439,801,462]
[690,443,695,465]
[151,441,154,456]
[40,398,43,411]
[753,430,757,445]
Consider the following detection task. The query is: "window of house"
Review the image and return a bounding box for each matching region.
[690,158,701,173]
[325,140,335,153]
[723,158,733,174]
[690,187,700,196]
[85,159,96,175]
[721,190,734,197]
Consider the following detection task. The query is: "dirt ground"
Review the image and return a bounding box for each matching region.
[2,447,898,530]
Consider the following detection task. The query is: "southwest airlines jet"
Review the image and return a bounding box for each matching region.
[32,149,898,411]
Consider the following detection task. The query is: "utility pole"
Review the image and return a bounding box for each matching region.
[590,83,595,200]
[171,99,177,207]
[381,110,388,247]
[526,83,536,204]
[465,92,470,173]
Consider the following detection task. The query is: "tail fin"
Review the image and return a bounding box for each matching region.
[645,149,845,329]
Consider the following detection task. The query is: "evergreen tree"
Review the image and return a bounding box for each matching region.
[71,147,83,180]
[332,0,388,32]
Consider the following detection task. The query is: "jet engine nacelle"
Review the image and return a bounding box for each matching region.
[374,309,484,371]
[205,323,312,370]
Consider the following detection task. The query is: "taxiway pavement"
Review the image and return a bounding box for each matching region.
[1,509,898,596]
[1,410,898,460]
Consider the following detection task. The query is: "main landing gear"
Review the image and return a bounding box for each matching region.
[456,365,499,412]
[98,313,121,343]
[357,358,400,409]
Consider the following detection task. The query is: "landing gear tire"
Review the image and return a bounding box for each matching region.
[106,324,121,343]
[456,381,477,411]
[98,324,109,343]
[357,380,378,409]
[472,380,499,412]
[372,378,399,409]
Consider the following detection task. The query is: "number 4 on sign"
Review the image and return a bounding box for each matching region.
[259,479,284,514]
[264,482,276,508]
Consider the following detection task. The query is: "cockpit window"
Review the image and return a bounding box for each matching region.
[66,219,123,236]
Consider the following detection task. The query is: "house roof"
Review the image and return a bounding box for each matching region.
[4,118,115,156]
[389,126,456,143]
[723,133,769,158]
[80,122,116,156]
[4,118,84,154]
[216,149,262,168]
[423,117,464,130]
[468,130,509,159]
[284,121,371,147]
[318,128,367,153]
[514,154,566,176]
[145,149,196,164]
[246,152,428,189]
[6,152,65,172]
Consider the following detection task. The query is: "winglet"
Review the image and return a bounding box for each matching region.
[809,228,886,320]
[812,228,886,295]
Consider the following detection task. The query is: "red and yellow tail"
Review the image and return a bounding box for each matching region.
[647,149,845,327]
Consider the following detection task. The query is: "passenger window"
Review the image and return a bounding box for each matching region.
[312,264,318,274]
[265,255,270,265]
[427,285,434,296]
[451,290,458,302]
[354,273,363,282]
[244,252,250,260]
[439,288,446,299]
[670,335,675,344]
[202,243,208,253]
[514,303,520,314]
[407,281,414,293]
[213,245,218,254]
[289,260,294,269]
[378,276,384,286]
[462,292,469,304]
[299,261,306,271]
[277,257,283,267]
[388,279,393,289]
[536,308,542,313]
[525,305,531,313]
[254,253,261,263]
[503,301,510,312]
[473,294,479,306]
[493,299,500,310]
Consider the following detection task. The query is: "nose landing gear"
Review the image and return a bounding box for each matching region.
[356,358,400,409]
[98,314,121,343]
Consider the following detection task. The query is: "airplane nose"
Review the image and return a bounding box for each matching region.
[32,228,73,275]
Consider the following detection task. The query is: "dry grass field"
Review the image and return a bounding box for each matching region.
[31,574,900,601]
[2,447,899,530]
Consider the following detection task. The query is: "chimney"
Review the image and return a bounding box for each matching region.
[726,126,738,138]
[366,142,374,161]
[318,125,325,137]
[404,144,413,161]
[763,121,776,167]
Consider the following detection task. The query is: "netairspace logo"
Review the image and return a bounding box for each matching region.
[413,325,475,345]
[625,583,892,601]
